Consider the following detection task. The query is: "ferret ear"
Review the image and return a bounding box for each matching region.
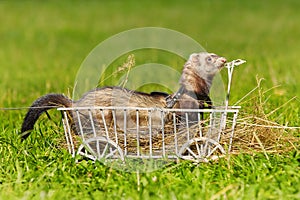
[189,53,200,64]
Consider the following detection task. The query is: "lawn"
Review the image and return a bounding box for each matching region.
[0,0,299,199]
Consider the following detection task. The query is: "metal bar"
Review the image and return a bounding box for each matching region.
[161,110,165,157]
[217,112,225,143]
[100,109,109,139]
[58,106,240,113]
[76,110,84,141]
[63,111,75,157]
[208,111,214,137]
[185,112,189,141]
[136,109,140,156]
[88,109,97,137]
[62,113,71,155]
[125,155,178,159]
[197,112,203,138]
[123,109,127,155]
[112,109,118,144]
[228,111,239,153]
[173,112,178,154]
[88,109,100,156]
[148,110,152,157]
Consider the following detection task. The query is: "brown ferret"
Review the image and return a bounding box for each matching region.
[20,52,226,140]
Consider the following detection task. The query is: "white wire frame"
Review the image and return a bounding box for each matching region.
[58,106,240,162]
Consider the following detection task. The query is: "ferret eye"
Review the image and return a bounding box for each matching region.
[206,57,212,62]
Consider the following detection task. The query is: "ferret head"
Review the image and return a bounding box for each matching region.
[189,52,226,77]
[180,52,226,93]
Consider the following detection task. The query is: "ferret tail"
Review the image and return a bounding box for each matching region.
[20,93,72,140]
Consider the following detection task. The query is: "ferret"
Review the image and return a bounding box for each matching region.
[20,52,226,140]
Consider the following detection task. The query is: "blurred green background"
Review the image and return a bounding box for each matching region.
[0,1,299,199]
[1,0,299,106]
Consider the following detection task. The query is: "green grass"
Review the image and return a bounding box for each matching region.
[0,0,299,199]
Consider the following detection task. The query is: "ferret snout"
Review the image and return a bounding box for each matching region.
[217,57,227,69]
[219,57,227,63]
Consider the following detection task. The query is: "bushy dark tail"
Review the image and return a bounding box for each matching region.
[21,93,72,140]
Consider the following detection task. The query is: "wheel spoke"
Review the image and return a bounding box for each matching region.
[78,151,97,161]
[86,142,97,156]
[105,148,118,159]
[200,143,204,156]
[206,144,218,158]
[203,141,209,157]
[195,140,202,157]
[100,142,109,158]
[186,147,198,159]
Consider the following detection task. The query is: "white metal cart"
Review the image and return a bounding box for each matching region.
[59,106,239,164]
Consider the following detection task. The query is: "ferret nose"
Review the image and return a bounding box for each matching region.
[219,57,226,63]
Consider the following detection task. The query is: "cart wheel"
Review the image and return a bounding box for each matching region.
[77,136,124,163]
[178,137,226,163]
